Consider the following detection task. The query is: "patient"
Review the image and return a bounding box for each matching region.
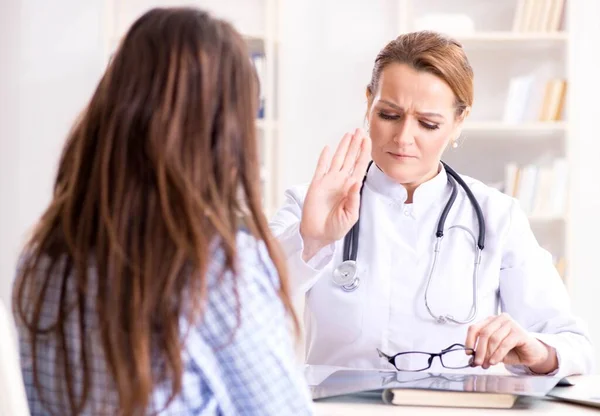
[13,7,313,416]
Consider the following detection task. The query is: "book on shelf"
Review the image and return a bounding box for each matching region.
[554,256,567,279]
[503,164,568,281]
[251,52,266,119]
[539,79,567,121]
[513,0,566,33]
[502,158,568,219]
[503,77,566,123]
[503,74,536,123]
[259,166,268,206]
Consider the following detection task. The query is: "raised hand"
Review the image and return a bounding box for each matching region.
[300,129,372,261]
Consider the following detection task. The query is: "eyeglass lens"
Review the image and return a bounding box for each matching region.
[393,348,473,371]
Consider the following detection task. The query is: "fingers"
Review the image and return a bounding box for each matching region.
[489,332,522,366]
[340,129,363,174]
[472,320,504,368]
[312,145,331,181]
[351,131,373,183]
[483,321,512,368]
[341,128,371,175]
[329,133,352,172]
[466,314,511,367]
[465,316,493,351]
[342,181,362,219]
[331,129,372,176]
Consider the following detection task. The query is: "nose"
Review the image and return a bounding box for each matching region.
[393,118,415,146]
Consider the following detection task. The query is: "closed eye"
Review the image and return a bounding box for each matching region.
[377,112,400,121]
[420,121,439,130]
[378,112,440,130]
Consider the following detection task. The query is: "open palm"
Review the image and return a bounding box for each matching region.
[300,129,372,259]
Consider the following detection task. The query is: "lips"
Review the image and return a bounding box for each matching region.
[387,152,417,159]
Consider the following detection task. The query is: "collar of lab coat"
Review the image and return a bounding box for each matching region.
[365,162,448,217]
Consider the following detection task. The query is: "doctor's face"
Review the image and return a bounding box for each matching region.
[367,63,464,189]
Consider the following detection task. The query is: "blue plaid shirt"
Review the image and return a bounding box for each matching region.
[16,232,314,415]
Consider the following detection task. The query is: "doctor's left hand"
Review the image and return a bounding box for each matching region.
[465,313,558,374]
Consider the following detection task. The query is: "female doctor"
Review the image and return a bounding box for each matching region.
[270,31,594,377]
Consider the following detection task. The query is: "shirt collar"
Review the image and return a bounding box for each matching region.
[365,162,449,215]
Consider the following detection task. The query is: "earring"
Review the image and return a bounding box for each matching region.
[452,141,459,149]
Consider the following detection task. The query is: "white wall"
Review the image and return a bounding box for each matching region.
[0,0,106,307]
[566,0,600,371]
[278,0,398,194]
[0,1,22,309]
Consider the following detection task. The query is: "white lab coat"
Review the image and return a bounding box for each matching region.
[270,164,594,378]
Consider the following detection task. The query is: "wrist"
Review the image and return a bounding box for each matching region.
[528,341,558,374]
[301,237,330,262]
[299,225,330,262]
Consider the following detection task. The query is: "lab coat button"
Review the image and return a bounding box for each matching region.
[404,210,410,216]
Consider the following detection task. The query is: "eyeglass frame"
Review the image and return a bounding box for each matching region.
[376,343,476,372]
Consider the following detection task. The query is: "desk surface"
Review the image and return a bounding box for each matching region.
[313,376,600,415]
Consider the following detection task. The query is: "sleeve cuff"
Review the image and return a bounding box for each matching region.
[277,223,335,294]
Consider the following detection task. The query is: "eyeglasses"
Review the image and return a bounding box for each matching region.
[377,343,475,372]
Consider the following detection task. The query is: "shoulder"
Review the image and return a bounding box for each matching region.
[206,230,280,291]
[12,253,74,326]
[455,172,517,215]
[203,230,286,326]
[452,170,528,246]
[234,230,280,289]
[191,230,288,345]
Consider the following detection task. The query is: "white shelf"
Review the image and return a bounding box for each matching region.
[463,121,567,134]
[455,31,568,43]
[410,0,573,284]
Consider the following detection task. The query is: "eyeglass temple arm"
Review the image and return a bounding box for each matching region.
[442,343,468,353]
[376,348,394,362]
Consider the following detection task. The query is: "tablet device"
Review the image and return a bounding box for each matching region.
[306,366,561,402]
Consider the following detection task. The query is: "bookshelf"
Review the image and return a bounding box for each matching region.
[398,0,571,286]
[102,0,282,217]
[455,32,568,42]
[463,121,567,134]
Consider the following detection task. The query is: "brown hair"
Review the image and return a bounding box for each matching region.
[367,30,474,116]
[13,7,296,415]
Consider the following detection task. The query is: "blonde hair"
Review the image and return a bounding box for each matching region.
[367,30,474,116]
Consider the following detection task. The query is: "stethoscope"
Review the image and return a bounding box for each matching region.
[331,161,486,325]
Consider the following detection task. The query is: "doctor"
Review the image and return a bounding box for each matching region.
[270,31,594,377]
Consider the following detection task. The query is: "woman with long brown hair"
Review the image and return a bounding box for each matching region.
[13,7,313,415]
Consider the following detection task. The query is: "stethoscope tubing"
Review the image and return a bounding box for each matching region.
[333,161,486,324]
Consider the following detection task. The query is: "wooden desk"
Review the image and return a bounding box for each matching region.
[314,376,600,415]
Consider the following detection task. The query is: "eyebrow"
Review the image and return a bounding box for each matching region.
[379,100,446,120]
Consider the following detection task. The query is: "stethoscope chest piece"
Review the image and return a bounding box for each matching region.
[332,260,360,291]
